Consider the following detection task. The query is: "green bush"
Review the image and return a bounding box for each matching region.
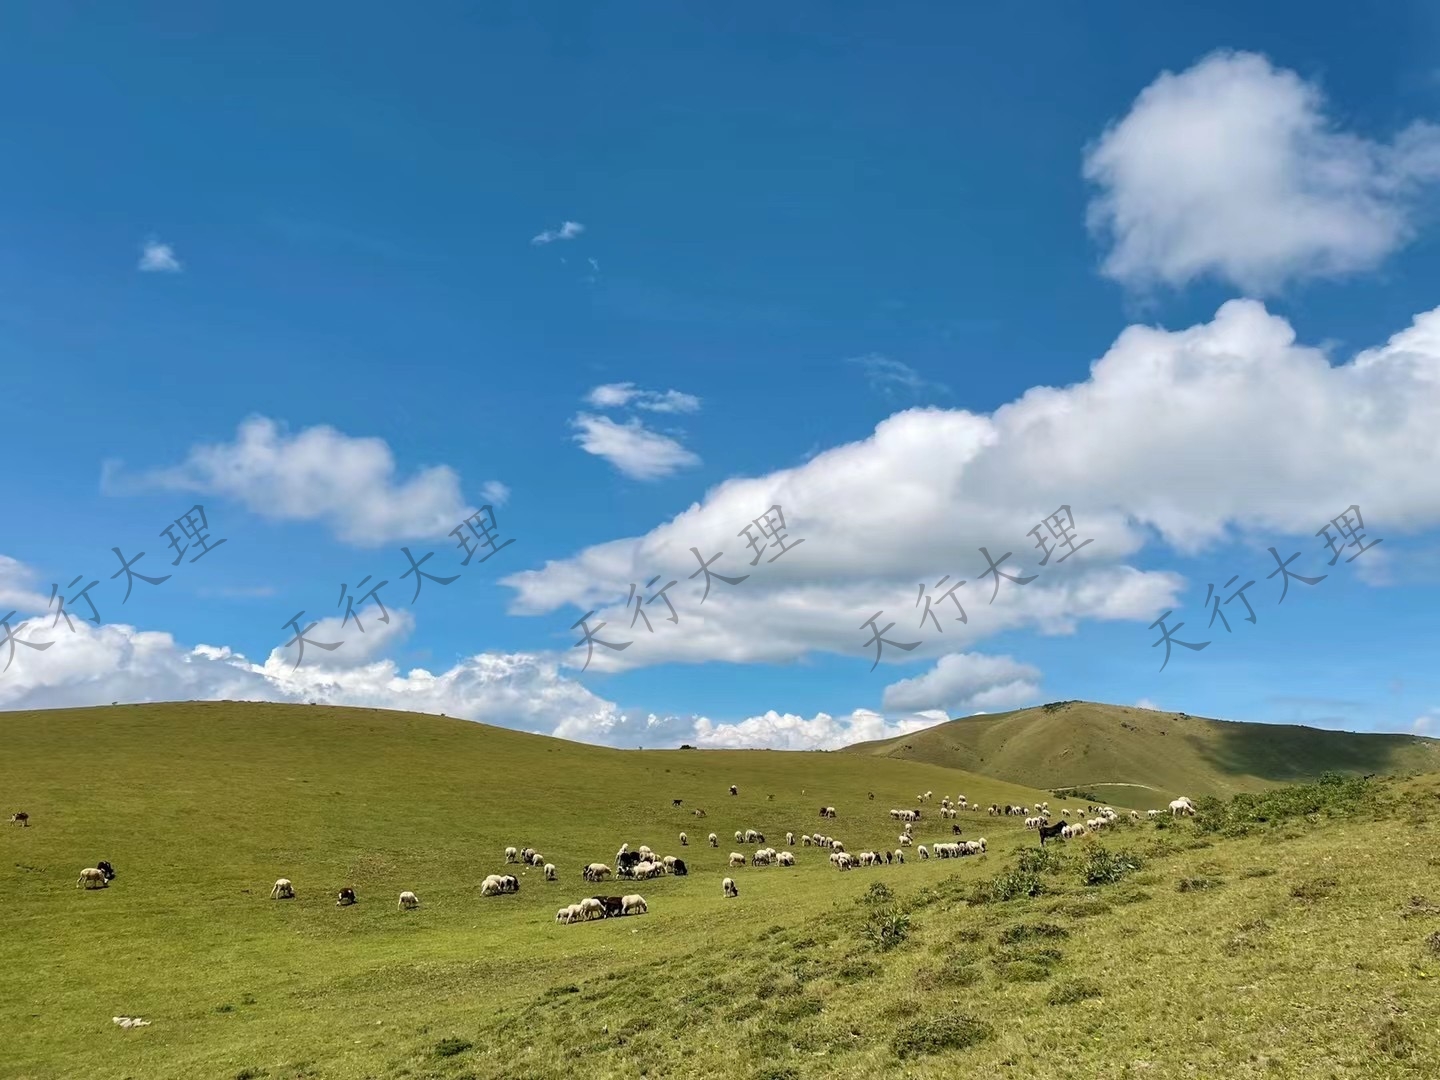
[863,908,911,951]
[971,868,1047,904]
[1017,846,1068,875]
[1192,774,1381,838]
[891,1014,993,1059]
[1078,845,1144,886]
[863,881,894,906]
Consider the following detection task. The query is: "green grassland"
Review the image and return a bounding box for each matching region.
[3,701,1439,1080]
[842,699,1440,802]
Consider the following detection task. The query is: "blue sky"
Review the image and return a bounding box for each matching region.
[4,2,1440,748]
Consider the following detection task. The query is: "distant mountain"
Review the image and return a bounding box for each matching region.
[840,700,1440,806]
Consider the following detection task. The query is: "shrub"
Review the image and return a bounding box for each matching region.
[1053,786,1101,802]
[432,1038,472,1058]
[971,868,1046,904]
[1193,774,1382,838]
[1078,845,1143,886]
[1047,978,1103,1004]
[1017,846,1068,875]
[891,1014,993,1059]
[863,908,911,951]
[864,881,894,906]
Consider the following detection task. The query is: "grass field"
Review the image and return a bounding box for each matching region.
[3,701,1439,1079]
[843,699,1440,801]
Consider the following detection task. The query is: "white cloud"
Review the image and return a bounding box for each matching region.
[1134,697,1161,711]
[103,416,479,547]
[584,383,702,414]
[571,413,702,481]
[138,238,182,273]
[1084,49,1440,294]
[1412,711,1437,735]
[0,555,52,615]
[531,221,585,245]
[505,298,1440,672]
[881,652,1042,714]
[691,708,945,751]
[848,354,950,399]
[481,480,511,507]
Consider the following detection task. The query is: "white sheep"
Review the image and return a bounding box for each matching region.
[544,863,557,881]
[584,863,612,881]
[786,831,795,846]
[778,851,795,866]
[557,905,577,924]
[1148,809,1161,818]
[709,832,718,847]
[78,868,107,889]
[898,834,912,846]
[744,829,759,843]
[480,874,504,896]
[679,832,688,846]
[579,897,604,921]
[802,834,812,846]
[918,845,929,860]
[893,849,904,864]
[399,890,420,910]
[622,894,648,915]
[723,877,738,897]
[734,830,744,843]
[729,852,746,867]
[831,841,845,853]
[270,877,294,899]
[662,855,678,871]
[505,846,518,864]
[1170,797,1197,817]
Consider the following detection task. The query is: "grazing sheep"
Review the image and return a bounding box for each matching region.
[557,905,577,924]
[77,867,107,889]
[544,863,557,881]
[918,845,929,860]
[893,849,904,864]
[802,834,812,846]
[1170,797,1197,817]
[729,852,746,867]
[694,807,707,817]
[505,846,518,864]
[671,858,688,876]
[584,863,612,882]
[579,897,605,921]
[594,895,625,917]
[1069,823,1087,838]
[729,785,738,796]
[337,887,357,906]
[9,811,28,827]
[270,878,294,899]
[500,875,519,893]
[735,830,744,843]
[898,834,912,846]
[672,799,683,808]
[399,890,419,909]
[480,875,504,896]
[663,855,678,871]
[709,832,719,847]
[723,877,738,897]
[778,851,795,866]
[622,894,648,915]
[679,832,688,846]
[96,861,116,882]
[745,829,759,843]
[786,831,795,846]
[831,841,844,853]
[884,850,892,864]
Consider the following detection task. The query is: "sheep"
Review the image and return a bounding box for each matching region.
[744,829,760,843]
[679,832,688,846]
[801,834,812,846]
[729,852,746,867]
[521,847,536,864]
[96,861,116,882]
[1170,797,1197,817]
[398,890,419,909]
[977,837,987,852]
[672,858,688,876]
[337,887,357,906]
[633,861,662,880]
[786,831,795,846]
[544,863,557,881]
[663,855,678,871]
[270,878,294,899]
[893,849,904,864]
[480,875,504,896]
[638,845,655,859]
[500,875,519,893]
[735,830,744,843]
[1061,808,1071,817]
[918,845,929,860]
[898,834,912,846]
[729,785,738,796]
[557,904,578,924]
[9,811,28,827]
[1148,808,1161,818]
[709,832,719,847]
[672,798,683,808]
[693,807,707,817]
[505,846,518,864]
[1069,823,1087,838]
[579,897,605,921]
[778,851,795,866]
[584,863,612,882]
[77,867,107,889]
[621,894,648,915]
[723,877,738,897]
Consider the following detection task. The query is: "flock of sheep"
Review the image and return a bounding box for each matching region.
[23,786,1200,929]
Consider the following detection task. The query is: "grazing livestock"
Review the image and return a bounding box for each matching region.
[505,846,518,864]
[1170,797,1197,817]
[744,829,760,843]
[893,849,904,864]
[579,897,605,921]
[622,894,648,915]
[399,890,419,909]
[270,878,294,899]
[819,806,837,818]
[500,875,519,893]
[777,851,795,866]
[884,850,892,864]
[585,863,613,882]
[672,858,688,876]
[952,824,963,835]
[544,863,557,881]
[735,830,744,843]
[592,895,625,917]
[557,905,580,924]
[1038,820,1067,846]
[709,832,718,847]
[723,877,738,897]
[672,799,683,808]
[918,845,929,860]
[786,831,795,846]
[1148,809,1161,818]
[77,867,107,889]
[693,808,707,817]
[337,887,357,906]
[801,834,812,846]
[679,832,688,846]
[96,861,116,882]
[9,812,28,827]
[729,785,738,796]
[729,852,746,867]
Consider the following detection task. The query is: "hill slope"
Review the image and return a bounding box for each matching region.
[0,700,1054,1080]
[841,700,1440,804]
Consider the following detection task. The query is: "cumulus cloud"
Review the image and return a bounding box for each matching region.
[848,354,950,400]
[531,221,585,245]
[691,708,944,751]
[881,652,1042,714]
[0,556,52,615]
[138,238,182,273]
[505,297,1440,672]
[1084,50,1440,294]
[571,413,702,481]
[585,382,701,414]
[102,416,477,547]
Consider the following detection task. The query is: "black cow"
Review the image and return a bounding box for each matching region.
[337,887,357,906]
[97,861,116,882]
[1038,821,1067,846]
[594,895,625,917]
[671,858,688,876]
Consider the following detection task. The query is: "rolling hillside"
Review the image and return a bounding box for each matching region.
[842,700,1440,805]
[0,700,1054,1080]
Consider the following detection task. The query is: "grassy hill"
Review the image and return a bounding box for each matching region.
[4,700,1439,1079]
[841,700,1440,805]
[0,700,1054,1080]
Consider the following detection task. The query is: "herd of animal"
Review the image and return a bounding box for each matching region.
[13,788,1200,925]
